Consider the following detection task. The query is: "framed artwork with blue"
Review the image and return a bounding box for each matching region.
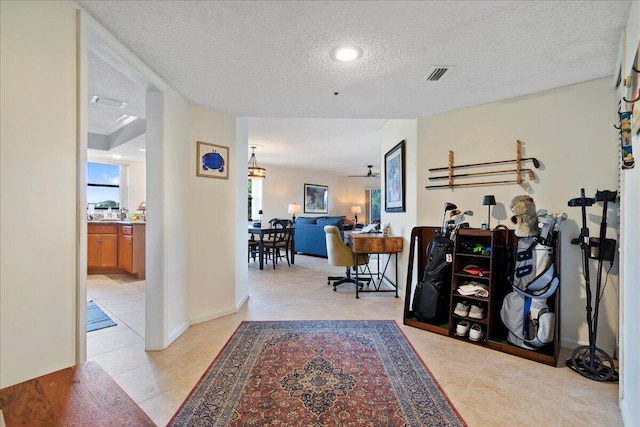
[384,140,405,212]
[197,141,229,179]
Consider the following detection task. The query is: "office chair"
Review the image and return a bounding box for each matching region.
[323,225,371,291]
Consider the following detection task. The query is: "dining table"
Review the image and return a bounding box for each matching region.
[248,224,295,270]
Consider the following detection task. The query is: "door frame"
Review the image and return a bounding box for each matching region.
[77,9,169,362]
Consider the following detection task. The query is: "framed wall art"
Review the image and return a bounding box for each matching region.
[304,183,328,214]
[384,140,406,212]
[196,141,229,179]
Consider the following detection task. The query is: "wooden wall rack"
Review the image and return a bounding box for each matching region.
[425,140,540,190]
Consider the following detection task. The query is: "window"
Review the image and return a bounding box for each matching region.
[248,178,263,220]
[366,189,381,223]
[87,162,122,209]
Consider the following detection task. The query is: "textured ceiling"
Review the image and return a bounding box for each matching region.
[78,0,631,175]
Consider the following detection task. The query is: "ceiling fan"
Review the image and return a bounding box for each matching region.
[349,165,380,178]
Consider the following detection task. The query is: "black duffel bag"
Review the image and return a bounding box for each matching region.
[412,232,454,321]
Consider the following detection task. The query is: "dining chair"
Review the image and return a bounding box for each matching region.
[248,233,258,262]
[265,219,292,268]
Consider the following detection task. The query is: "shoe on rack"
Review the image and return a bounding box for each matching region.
[469,323,484,342]
[468,303,485,319]
[453,300,470,317]
[455,320,470,337]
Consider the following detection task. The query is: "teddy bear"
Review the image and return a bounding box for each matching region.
[510,195,540,237]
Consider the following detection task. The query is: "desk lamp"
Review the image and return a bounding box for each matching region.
[482,195,496,229]
[288,204,301,223]
[351,205,362,223]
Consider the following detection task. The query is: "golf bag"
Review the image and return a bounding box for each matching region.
[412,231,454,321]
[500,235,559,349]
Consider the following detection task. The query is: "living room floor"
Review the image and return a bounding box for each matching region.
[87,255,622,426]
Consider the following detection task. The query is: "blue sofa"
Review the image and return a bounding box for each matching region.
[294,216,350,257]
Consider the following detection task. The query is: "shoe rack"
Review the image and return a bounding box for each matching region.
[449,228,508,345]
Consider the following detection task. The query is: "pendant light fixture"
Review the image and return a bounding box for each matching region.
[248,146,266,179]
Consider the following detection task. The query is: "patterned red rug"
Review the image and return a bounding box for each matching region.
[169,320,466,426]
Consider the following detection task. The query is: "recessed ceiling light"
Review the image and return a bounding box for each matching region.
[112,154,122,159]
[90,95,128,109]
[138,148,146,152]
[332,46,362,62]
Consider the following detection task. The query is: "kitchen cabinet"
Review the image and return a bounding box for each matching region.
[118,224,145,279]
[87,224,118,268]
[88,222,145,279]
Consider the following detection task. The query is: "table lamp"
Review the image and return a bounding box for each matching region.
[351,205,362,223]
[287,203,301,223]
[137,202,146,222]
[482,195,496,229]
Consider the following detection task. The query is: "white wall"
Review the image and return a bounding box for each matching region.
[259,165,373,220]
[188,105,238,323]
[235,118,249,309]
[0,0,78,387]
[161,89,191,344]
[619,1,639,424]
[380,120,418,299]
[128,160,146,213]
[417,78,619,353]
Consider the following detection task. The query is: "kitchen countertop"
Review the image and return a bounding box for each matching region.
[88,220,146,225]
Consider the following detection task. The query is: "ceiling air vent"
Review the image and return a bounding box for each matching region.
[424,66,454,82]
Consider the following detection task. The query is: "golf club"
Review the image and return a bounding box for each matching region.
[426,180,531,190]
[429,168,536,181]
[428,157,540,172]
[450,210,473,241]
[441,202,457,234]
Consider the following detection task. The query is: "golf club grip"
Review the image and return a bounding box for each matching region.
[426,180,520,189]
[429,157,538,172]
[429,168,534,180]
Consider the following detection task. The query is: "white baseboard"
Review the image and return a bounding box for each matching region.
[168,320,190,346]
[236,294,249,312]
[190,306,238,325]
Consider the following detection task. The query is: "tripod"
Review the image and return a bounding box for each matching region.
[566,188,618,382]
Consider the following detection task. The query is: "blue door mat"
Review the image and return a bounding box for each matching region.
[87,300,117,332]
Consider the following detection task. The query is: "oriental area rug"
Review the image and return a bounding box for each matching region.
[169,320,466,426]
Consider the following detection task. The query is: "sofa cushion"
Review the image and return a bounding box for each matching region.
[317,217,343,228]
[296,217,317,225]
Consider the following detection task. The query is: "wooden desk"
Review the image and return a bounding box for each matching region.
[346,232,403,298]
[248,225,295,270]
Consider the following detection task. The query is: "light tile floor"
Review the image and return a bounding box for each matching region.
[87,255,623,426]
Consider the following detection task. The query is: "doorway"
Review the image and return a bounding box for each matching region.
[79,12,166,362]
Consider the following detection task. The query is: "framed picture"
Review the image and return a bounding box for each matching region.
[196,141,229,179]
[384,140,406,212]
[304,183,328,214]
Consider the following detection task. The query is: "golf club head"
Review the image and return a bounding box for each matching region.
[441,202,458,233]
[531,158,540,168]
[449,209,461,217]
[463,210,473,216]
[526,169,535,180]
